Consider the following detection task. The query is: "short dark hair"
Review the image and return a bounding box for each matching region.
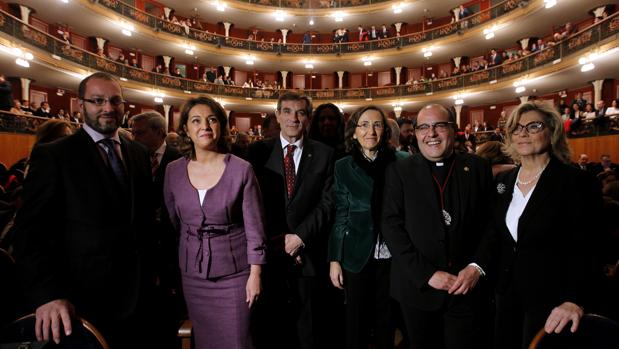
[397,117,413,128]
[276,91,312,117]
[78,72,121,99]
[177,96,230,159]
[344,105,392,153]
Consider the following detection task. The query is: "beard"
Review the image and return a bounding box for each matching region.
[84,110,121,135]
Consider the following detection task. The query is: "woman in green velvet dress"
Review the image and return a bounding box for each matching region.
[328,105,408,349]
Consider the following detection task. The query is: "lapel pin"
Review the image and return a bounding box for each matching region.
[464,166,469,172]
[308,154,312,158]
[497,183,506,194]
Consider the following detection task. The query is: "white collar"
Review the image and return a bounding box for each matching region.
[280,133,304,150]
[83,123,121,144]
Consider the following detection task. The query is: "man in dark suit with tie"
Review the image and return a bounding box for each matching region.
[382,104,494,349]
[11,72,156,348]
[248,92,334,349]
[129,111,183,347]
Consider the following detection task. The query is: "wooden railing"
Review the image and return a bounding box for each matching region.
[1,9,618,101]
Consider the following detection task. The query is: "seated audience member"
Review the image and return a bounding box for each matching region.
[20,100,33,114]
[56,108,67,120]
[574,153,595,174]
[492,101,604,349]
[214,75,225,85]
[592,155,618,175]
[171,68,183,78]
[70,111,82,124]
[489,127,505,142]
[9,99,25,115]
[33,101,52,118]
[475,140,516,177]
[605,99,619,116]
[560,107,572,121]
[583,103,596,119]
[34,119,73,146]
[165,131,181,151]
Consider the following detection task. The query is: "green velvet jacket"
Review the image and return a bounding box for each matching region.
[328,151,409,273]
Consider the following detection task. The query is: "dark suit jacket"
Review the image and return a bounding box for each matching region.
[153,145,182,207]
[12,128,155,325]
[382,153,494,311]
[248,136,334,277]
[492,158,603,309]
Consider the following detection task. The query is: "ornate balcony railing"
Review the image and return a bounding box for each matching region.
[95,0,523,55]
[1,9,618,102]
[243,0,390,10]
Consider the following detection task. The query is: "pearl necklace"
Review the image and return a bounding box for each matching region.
[516,161,549,186]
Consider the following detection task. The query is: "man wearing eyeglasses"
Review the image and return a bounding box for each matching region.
[382,104,494,349]
[12,72,157,348]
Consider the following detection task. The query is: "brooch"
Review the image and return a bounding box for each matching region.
[497,183,506,194]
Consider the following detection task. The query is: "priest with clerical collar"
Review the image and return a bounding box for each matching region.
[382,104,495,349]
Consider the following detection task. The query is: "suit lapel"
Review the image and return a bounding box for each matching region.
[264,138,288,204]
[409,155,444,239]
[294,139,314,198]
[496,168,518,243]
[516,158,559,240]
[453,154,471,229]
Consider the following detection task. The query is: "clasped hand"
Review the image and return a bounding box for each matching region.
[427,265,481,295]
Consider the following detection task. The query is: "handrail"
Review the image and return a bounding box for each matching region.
[231,0,390,10]
[1,9,618,102]
[0,111,80,135]
[94,0,525,55]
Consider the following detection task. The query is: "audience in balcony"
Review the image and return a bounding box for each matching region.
[553,22,576,42]
[214,75,225,85]
[572,92,587,111]
[171,67,184,78]
[20,100,33,114]
[584,102,596,120]
[606,99,619,116]
[488,49,502,66]
[33,102,52,118]
[9,100,26,115]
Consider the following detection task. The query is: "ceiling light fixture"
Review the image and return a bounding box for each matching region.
[544,0,557,9]
[392,3,403,14]
[483,25,497,40]
[275,10,286,22]
[245,56,255,65]
[154,97,163,103]
[362,56,373,66]
[422,46,434,58]
[215,1,227,11]
[515,86,526,93]
[305,63,314,69]
[309,19,314,26]
[333,11,345,22]
[119,21,135,36]
[581,63,595,72]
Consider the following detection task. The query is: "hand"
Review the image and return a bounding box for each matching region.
[245,265,262,308]
[329,261,344,289]
[448,265,481,295]
[284,234,304,256]
[544,302,584,334]
[428,271,457,291]
[35,299,74,344]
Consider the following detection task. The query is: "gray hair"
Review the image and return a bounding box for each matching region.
[130,111,167,132]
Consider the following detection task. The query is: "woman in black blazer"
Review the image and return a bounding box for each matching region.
[328,105,407,349]
[492,101,603,349]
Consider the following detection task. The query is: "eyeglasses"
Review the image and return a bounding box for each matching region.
[82,96,125,106]
[512,121,545,135]
[190,116,219,126]
[414,121,454,134]
[356,121,384,130]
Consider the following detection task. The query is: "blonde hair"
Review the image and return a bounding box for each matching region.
[503,101,571,164]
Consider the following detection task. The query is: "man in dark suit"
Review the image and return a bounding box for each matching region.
[248,92,334,349]
[11,72,157,348]
[130,110,183,348]
[205,66,216,83]
[382,104,494,349]
[591,154,618,175]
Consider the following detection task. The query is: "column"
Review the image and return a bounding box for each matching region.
[162,56,172,74]
[519,38,530,50]
[394,23,403,36]
[163,104,172,130]
[225,110,231,119]
[223,66,231,78]
[592,6,607,19]
[19,5,32,24]
[337,71,345,89]
[163,7,173,20]
[280,29,289,44]
[20,78,31,102]
[280,71,288,89]
[394,67,402,86]
[592,80,604,105]
[519,96,529,104]
[452,56,462,68]
[454,105,463,127]
[223,22,232,38]
[393,105,403,119]
[95,37,107,51]
[451,7,460,22]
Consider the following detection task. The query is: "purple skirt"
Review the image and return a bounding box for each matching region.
[182,268,253,349]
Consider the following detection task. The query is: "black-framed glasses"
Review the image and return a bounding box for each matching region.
[414,121,454,134]
[82,96,125,106]
[356,121,384,130]
[512,121,545,135]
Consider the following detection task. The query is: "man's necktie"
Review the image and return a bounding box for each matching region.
[99,138,126,185]
[284,144,297,199]
[151,153,160,177]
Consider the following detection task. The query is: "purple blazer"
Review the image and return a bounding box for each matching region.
[164,154,267,279]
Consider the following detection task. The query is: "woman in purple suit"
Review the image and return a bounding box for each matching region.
[164,96,267,349]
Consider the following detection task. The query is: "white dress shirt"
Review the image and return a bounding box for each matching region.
[280,133,304,174]
[505,182,537,242]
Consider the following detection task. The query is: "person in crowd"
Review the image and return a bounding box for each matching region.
[605,99,619,116]
[248,92,334,349]
[206,67,217,83]
[592,154,618,174]
[11,72,158,348]
[397,118,415,154]
[574,153,595,174]
[309,103,346,159]
[33,102,52,118]
[20,100,33,114]
[475,140,515,177]
[69,111,81,123]
[33,119,73,146]
[583,102,596,119]
[231,132,251,159]
[214,75,225,85]
[387,119,401,149]
[56,108,67,119]
[560,106,572,122]
[0,74,13,112]
[491,101,603,349]
[303,32,312,44]
[171,67,183,78]
[9,99,25,115]
[594,100,609,131]
[461,123,476,150]
[571,92,587,111]
[489,127,505,142]
[165,131,181,151]
[488,49,502,66]
[329,106,407,349]
[153,64,164,74]
[381,24,389,38]
[163,96,266,349]
[382,104,494,349]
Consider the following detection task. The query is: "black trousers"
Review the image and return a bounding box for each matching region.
[399,295,476,349]
[343,258,395,349]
